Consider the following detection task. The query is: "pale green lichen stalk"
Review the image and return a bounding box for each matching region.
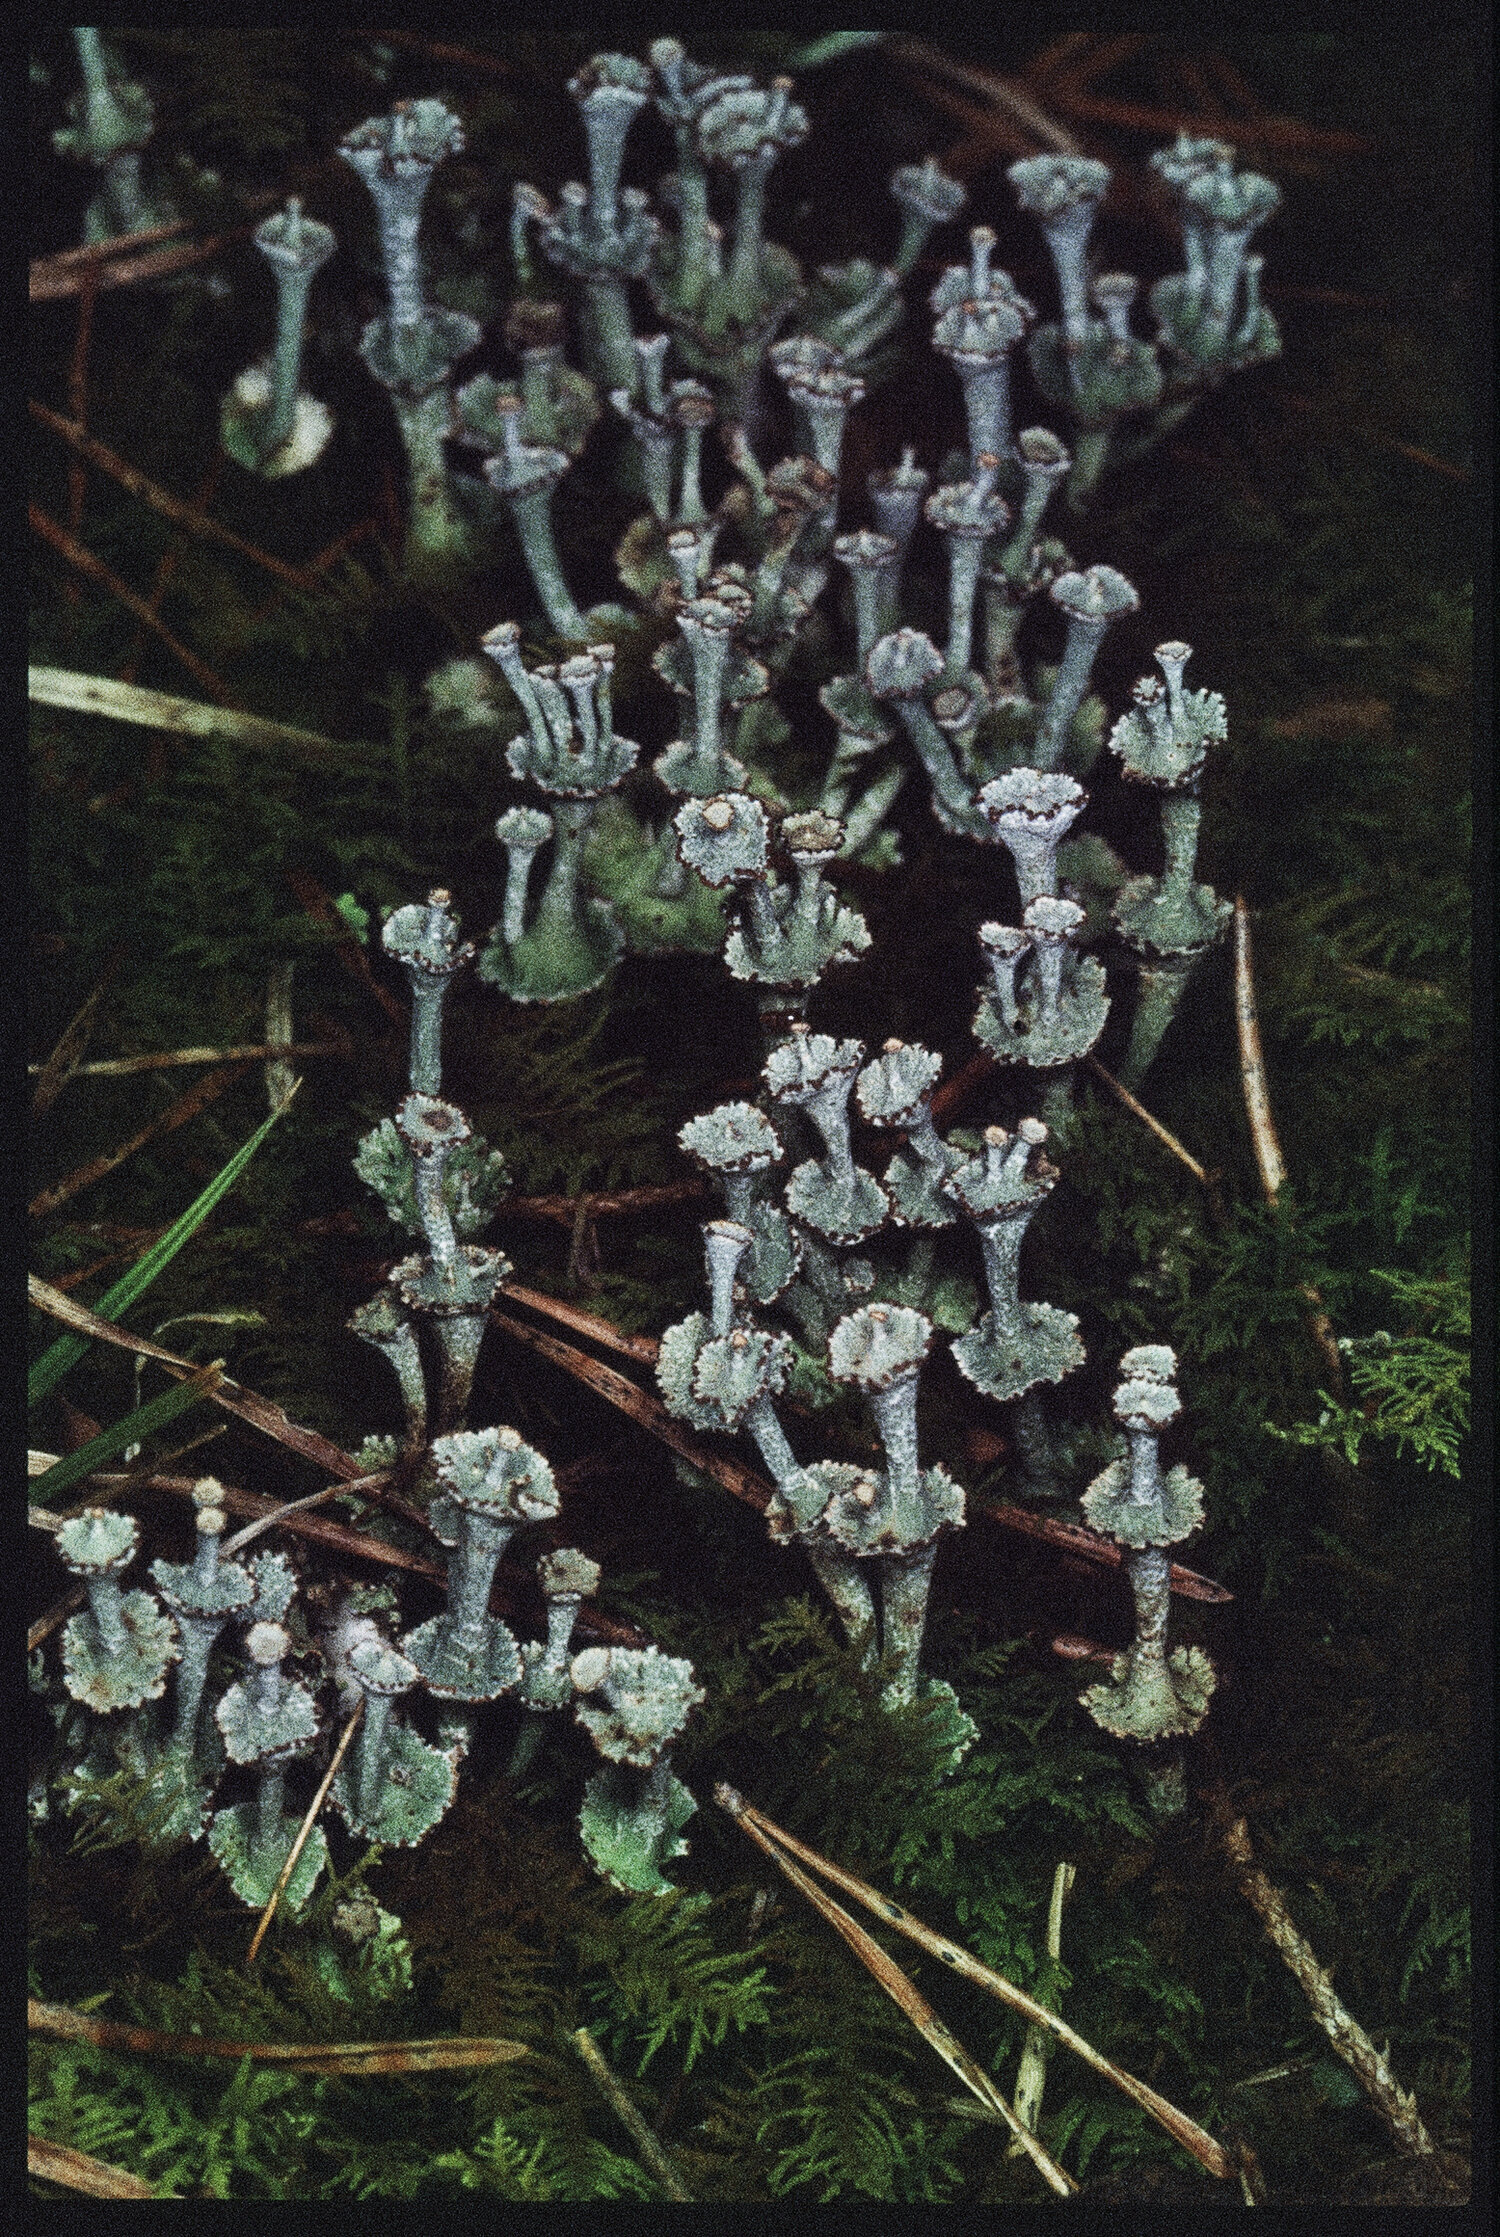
[54,28,176,245]
[402,1427,557,1703]
[221,200,336,477]
[58,1508,179,1716]
[479,629,636,1001]
[340,100,480,577]
[1078,1349,1216,1814]
[1109,640,1232,1086]
[209,1620,328,1911]
[572,1646,705,1895]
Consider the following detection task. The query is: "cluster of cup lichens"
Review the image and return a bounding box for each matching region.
[43,36,1253,1829]
[44,882,706,1909]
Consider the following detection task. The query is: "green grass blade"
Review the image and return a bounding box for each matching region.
[28,1087,296,1407]
[28,1361,223,1501]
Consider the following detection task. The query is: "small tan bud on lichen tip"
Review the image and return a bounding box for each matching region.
[197,1507,226,1536]
[984,1124,1008,1145]
[884,1037,904,1053]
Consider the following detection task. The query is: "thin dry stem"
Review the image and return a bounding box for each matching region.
[719,1788,1234,2182]
[28,504,234,702]
[722,1797,1078,2194]
[1216,1806,1435,2158]
[1233,897,1345,1392]
[572,2028,695,2202]
[248,1703,364,1963]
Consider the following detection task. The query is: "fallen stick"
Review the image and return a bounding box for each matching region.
[29,1998,528,2075]
[248,1704,363,1964]
[1214,1801,1435,2158]
[1232,898,1346,1392]
[28,507,234,703]
[31,403,318,591]
[28,2135,173,2200]
[718,1789,1077,2193]
[572,2027,694,2202]
[716,1786,1234,2182]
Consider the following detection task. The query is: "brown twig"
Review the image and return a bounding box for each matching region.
[65,274,98,554]
[28,1584,88,1655]
[928,1051,997,1126]
[28,505,235,703]
[719,1787,1233,2183]
[28,2135,172,2201]
[1211,1797,1435,2158]
[503,1281,662,1364]
[1050,1633,1120,1665]
[29,1274,379,1480]
[28,1998,528,2075]
[31,404,320,591]
[30,224,259,302]
[28,1061,255,1219]
[31,953,125,1117]
[25,1393,648,1649]
[248,1703,364,1964]
[120,452,224,690]
[887,38,1081,151]
[499,1178,708,1229]
[1233,897,1345,1392]
[376,30,515,75]
[985,1502,1232,1604]
[34,220,192,271]
[572,2028,695,2202]
[491,1311,774,1512]
[1084,1053,1230,1223]
[493,1303,1232,1600]
[719,1793,1077,2193]
[29,1040,345,1079]
[1026,32,1149,95]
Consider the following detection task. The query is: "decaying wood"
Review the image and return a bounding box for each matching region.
[718,1787,1233,2183]
[1233,898,1346,1393]
[1214,1803,1436,2159]
[28,1998,528,2075]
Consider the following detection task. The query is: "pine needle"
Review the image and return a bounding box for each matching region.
[719,1789,1078,2194]
[248,1704,364,1964]
[717,1786,1234,2183]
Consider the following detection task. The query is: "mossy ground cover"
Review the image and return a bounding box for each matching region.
[28,29,1474,2203]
